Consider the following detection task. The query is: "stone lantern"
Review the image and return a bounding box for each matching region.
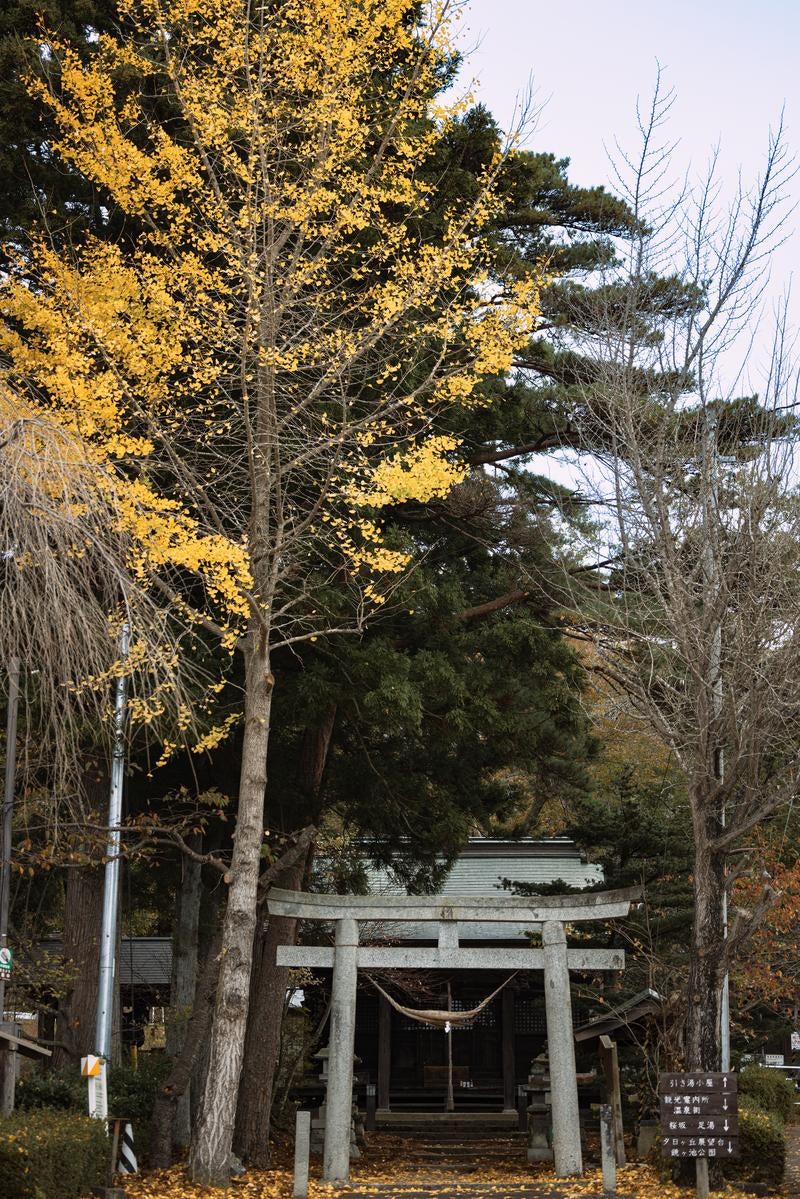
[526,1051,553,1163]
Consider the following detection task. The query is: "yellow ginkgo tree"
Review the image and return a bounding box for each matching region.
[1,0,543,1181]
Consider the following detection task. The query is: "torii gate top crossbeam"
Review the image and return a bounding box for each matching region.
[266,885,639,924]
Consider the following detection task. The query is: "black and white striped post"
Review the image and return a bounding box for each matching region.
[93,1117,130,1199]
[117,1123,138,1175]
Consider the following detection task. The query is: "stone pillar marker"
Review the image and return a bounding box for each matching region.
[542,919,582,1177]
[293,1110,311,1199]
[323,917,359,1184]
[600,1104,616,1194]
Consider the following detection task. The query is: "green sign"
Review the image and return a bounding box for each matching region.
[0,947,12,980]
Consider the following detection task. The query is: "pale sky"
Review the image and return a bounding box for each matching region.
[458,0,798,196]
[453,0,800,516]
[456,0,800,383]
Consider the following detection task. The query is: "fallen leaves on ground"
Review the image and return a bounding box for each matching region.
[121,1136,775,1199]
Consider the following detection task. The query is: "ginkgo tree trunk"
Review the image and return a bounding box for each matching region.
[1,0,543,1182]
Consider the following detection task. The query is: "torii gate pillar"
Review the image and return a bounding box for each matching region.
[324,917,359,1183]
[542,920,582,1176]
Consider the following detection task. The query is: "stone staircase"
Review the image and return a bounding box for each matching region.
[384,1084,506,1114]
[348,1133,568,1199]
[375,1111,518,1137]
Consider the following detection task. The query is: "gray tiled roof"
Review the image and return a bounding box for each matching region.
[37,937,172,987]
[35,841,604,983]
[362,838,603,943]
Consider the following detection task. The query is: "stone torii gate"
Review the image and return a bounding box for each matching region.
[267,886,638,1184]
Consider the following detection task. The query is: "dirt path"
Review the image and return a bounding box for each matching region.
[784,1122,800,1196]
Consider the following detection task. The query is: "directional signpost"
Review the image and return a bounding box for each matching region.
[658,1073,738,1199]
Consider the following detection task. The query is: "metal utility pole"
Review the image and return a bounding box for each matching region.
[91,624,130,1119]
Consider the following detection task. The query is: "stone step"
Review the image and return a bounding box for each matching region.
[410,1148,521,1155]
[348,1189,565,1198]
[407,1148,523,1158]
[376,1114,517,1129]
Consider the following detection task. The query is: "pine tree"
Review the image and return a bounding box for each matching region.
[0,0,120,246]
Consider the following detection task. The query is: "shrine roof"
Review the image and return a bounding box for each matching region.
[310,838,607,942]
[383,837,604,896]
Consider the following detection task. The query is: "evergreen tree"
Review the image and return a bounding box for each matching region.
[0,0,119,245]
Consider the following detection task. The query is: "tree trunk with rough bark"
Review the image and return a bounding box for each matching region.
[52,768,112,1069]
[150,925,222,1169]
[298,707,336,820]
[234,851,308,1165]
[187,633,273,1185]
[685,806,727,1071]
[53,864,105,1069]
[233,712,332,1164]
[167,841,202,1151]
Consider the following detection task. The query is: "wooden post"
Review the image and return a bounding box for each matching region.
[445,984,454,1113]
[108,1119,122,1188]
[377,994,391,1111]
[0,1027,16,1116]
[502,985,516,1113]
[599,1035,625,1165]
[696,1156,709,1199]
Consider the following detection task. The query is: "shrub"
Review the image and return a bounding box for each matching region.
[17,1056,170,1151]
[739,1064,796,1123]
[15,1069,84,1112]
[108,1056,171,1161]
[0,1108,107,1199]
[737,1098,786,1186]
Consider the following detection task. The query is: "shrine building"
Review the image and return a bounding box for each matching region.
[349,837,606,1115]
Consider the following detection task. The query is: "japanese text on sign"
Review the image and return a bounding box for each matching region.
[659,1072,739,1159]
[658,1073,737,1094]
[662,1136,738,1158]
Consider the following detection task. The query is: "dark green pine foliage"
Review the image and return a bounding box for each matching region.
[261,115,662,885]
[266,493,596,889]
[568,763,695,994]
[0,0,120,247]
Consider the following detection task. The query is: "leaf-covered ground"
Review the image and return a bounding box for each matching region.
[122,1133,778,1198]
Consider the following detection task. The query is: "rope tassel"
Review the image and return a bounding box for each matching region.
[365,972,517,1028]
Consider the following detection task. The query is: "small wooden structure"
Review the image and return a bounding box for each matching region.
[0,1022,52,1114]
[0,1025,53,1060]
[574,986,663,1167]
